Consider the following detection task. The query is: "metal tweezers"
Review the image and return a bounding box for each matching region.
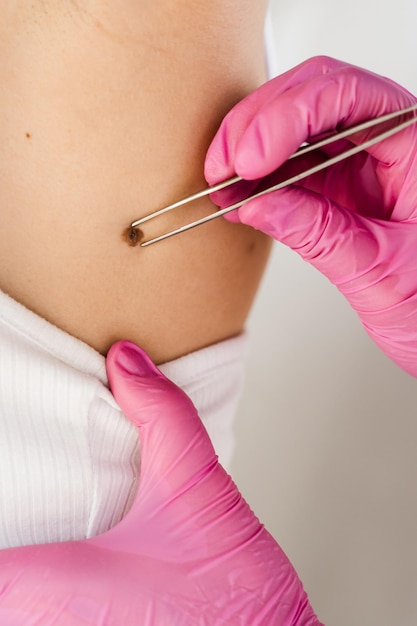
[132,104,417,247]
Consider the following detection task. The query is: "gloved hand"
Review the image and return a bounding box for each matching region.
[205,56,417,378]
[0,341,322,625]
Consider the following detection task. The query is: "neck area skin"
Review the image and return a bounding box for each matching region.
[0,1,272,364]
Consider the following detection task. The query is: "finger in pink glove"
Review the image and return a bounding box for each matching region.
[205,56,417,378]
[0,341,323,626]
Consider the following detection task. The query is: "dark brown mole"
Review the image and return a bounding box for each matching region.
[25,132,31,139]
[122,226,144,247]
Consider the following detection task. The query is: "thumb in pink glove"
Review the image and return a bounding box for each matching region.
[205,56,417,378]
[0,341,323,626]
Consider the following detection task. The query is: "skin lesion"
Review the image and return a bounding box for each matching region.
[122,226,144,247]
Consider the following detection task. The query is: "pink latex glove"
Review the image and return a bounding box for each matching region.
[0,341,322,625]
[205,56,417,378]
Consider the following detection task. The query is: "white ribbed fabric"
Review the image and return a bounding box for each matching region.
[0,289,247,549]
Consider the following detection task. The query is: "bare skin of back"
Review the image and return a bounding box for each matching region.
[0,1,272,364]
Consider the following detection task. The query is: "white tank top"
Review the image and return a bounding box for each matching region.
[0,289,247,548]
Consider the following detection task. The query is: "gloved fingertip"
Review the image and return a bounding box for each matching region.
[204,158,220,187]
[234,148,262,180]
[204,126,239,185]
[234,188,298,237]
[107,341,159,380]
[234,120,272,181]
[235,197,268,227]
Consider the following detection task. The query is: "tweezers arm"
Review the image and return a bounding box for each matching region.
[140,109,417,247]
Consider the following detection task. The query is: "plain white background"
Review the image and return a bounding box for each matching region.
[231,2,417,625]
